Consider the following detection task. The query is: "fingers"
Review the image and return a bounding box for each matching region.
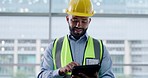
[71,61,80,66]
[59,67,68,76]
[66,62,80,72]
[66,64,73,72]
[69,62,79,68]
[59,62,80,75]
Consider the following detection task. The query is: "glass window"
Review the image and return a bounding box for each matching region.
[106,40,124,44]
[0,47,14,51]
[0,0,49,13]
[0,56,12,77]
[0,16,49,39]
[41,39,49,44]
[130,40,142,44]
[18,39,36,44]
[111,55,124,64]
[111,55,124,76]
[132,66,148,77]
[0,39,14,44]
[1,0,148,78]
[0,66,13,76]
[107,47,124,51]
[131,47,142,51]
[51,0,148,14]
[18,54,35,64]
[132,55,148,63]
[0,54,13,64]
[18,47,36,51]
[113,66,123,74]
[0,16,49,78]
[1,0,148,14]
[17,66,35,77]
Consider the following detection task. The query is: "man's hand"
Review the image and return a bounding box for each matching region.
[59,62,79,76]
[71,72,98,78]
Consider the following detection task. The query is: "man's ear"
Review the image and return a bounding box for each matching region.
[66,15,69,22]
[89,18,91,23]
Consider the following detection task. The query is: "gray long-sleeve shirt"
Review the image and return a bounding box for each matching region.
[38,34,115,78]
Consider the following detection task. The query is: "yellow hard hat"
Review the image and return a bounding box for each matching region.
[66,0,94,17]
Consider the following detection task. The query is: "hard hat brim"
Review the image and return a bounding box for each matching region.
[66,11,94,17]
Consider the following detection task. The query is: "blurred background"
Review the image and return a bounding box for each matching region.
[0,0,148,78]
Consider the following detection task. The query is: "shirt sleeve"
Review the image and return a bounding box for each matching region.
[99,46,115,78]
[38,42,64,78]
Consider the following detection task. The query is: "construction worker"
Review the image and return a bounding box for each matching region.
[38,0,115,78]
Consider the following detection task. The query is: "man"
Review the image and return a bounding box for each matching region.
[38,0,115,78]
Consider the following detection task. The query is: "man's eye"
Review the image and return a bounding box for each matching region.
[82,20,87,23]
[82,20,88,23]
[71,19,88,23]
[71,19,78,22]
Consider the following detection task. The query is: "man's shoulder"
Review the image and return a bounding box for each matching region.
[89,36,102,41]
[52,36,67,45]
[54,35,67,40]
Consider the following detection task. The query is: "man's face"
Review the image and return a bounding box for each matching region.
[66,15,91,38]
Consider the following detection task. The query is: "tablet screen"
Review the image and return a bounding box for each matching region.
[71,64,100,77]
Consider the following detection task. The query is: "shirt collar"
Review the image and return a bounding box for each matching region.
[68,33,89,41]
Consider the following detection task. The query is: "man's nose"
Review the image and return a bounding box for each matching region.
[75,21,82,27]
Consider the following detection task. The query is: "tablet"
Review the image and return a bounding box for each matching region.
[71,64,100,77]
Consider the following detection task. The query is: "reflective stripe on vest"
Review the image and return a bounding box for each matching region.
[52,35,104,70]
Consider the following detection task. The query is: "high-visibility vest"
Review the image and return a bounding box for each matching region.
[52,35,104,76]
[52,35,104,69]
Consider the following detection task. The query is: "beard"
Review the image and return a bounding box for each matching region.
[69,26,87,40]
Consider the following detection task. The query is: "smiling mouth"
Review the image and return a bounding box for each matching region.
[74,28,83,33]
[75,28,82,32]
